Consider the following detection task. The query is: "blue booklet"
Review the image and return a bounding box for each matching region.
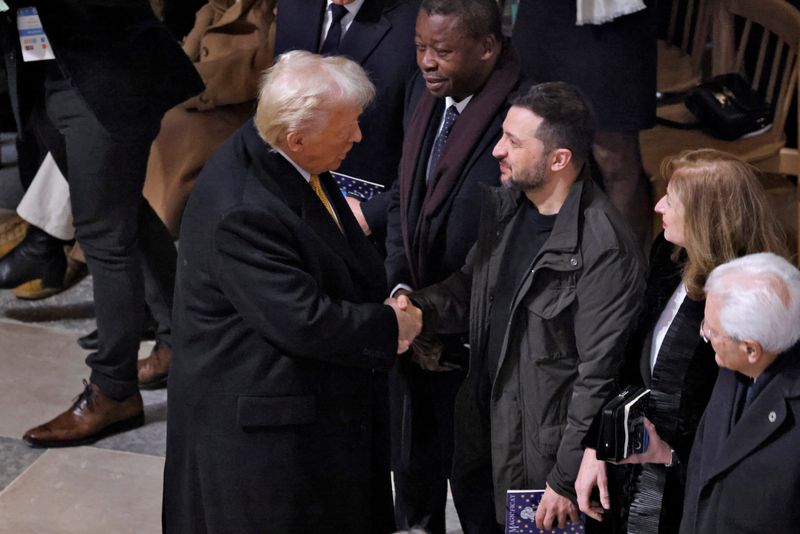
[331,171,385,202]
[505,490,585,534]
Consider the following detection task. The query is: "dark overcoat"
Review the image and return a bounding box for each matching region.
[163,121,399,534]
[680,344,800,533]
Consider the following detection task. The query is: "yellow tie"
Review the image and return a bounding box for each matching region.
[309,174,342,232]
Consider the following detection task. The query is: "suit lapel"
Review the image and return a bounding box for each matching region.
[321,172,385,290]
[423,123,497,253]
[339,0,391,65]
[241,123,368,276]
[700,367,795,487]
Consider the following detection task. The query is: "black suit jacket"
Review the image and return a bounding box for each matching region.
[274,0,418,235]
[164,121,399,533]
[680,344,800,533]
[3,0,203,137]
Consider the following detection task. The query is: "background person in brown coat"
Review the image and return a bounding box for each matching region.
[143,0,277,236]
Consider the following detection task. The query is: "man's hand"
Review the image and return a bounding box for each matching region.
[385,295,422,353]
[345,196,371,235]
[535,483,580,531]
[619,418,673,465]
[575,447,609,522]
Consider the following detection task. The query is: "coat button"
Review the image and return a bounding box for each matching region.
[569,257,578,266]
[199,94,209,104]
[768,411,777,422]
[201,46,209,57]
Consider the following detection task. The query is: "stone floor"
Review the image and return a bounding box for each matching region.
[0,135,464,533]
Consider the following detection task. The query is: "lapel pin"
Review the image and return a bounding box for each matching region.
[768,411,777,423]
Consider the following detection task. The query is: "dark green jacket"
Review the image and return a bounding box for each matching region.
[413,169,645,522]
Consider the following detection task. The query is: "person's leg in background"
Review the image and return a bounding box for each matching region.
[593,132,653,251]
[22,82,173,445]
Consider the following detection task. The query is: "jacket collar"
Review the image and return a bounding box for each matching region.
[699,342,800,487]
[239,121,374,281]
[491,163,593,259]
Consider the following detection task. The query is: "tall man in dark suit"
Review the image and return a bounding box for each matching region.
[163,51,421,534]
[6,1,204,447]
[680,253,800,533]
[384,0,520,531]
[274,0,418,241]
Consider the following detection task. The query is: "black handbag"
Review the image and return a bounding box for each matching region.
[595,385,650,463]
[684,73,773,140]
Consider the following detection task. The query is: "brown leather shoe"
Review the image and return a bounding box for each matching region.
[22,381,144,448]
[137,341,171,390]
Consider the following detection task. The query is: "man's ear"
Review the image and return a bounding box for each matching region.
[480,33,498,60]
[285,131,304,154]
[550,148,573,172]
[741,339,764,365]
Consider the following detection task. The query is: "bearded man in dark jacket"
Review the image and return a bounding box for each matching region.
[402,82,645,531]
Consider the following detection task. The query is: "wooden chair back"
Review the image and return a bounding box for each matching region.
[712,0,800,145]
[657,0,713,93]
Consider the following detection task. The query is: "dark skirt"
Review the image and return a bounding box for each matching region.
[512,0,657,133]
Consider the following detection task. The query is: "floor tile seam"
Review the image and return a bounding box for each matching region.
[0,317,87,338]
[0,446,164,500]
[82,445,165,462]
[0,448,51,499]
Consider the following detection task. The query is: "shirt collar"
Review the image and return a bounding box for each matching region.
[327,0,364,21]
[273,147,312,183]
[445,94,473,114]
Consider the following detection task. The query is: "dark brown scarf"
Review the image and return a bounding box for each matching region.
[399,44,520,287]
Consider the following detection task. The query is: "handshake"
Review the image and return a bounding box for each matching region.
[385,294,423,354]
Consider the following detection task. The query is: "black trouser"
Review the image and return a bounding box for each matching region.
[45,85,175,400]
[451,461,503,534]
[390,362,465,534]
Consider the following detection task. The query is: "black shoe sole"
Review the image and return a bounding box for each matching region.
[138,374,168,390]
[23,412,145,449]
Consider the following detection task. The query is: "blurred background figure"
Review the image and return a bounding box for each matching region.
[510,0,656,250]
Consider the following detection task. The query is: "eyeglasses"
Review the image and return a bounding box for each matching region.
[699,319,737,344]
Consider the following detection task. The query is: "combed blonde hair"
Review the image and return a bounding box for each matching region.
[661,149,789,299]
[254,50,375,145]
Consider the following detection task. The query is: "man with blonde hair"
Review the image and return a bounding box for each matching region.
[163,51,421,534]
[682,252,800,533]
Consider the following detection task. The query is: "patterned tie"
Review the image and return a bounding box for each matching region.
[319,4,349,55]
[427,104,460,183]
[310,174,343,232]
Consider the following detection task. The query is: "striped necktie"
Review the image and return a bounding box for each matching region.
[310,174,342,232]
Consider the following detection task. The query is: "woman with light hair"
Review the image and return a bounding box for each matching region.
[576,148,790,534]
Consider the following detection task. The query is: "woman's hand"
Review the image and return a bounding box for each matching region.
[619,418,673,465]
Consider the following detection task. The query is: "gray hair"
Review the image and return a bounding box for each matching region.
[254,50,375,145]
[705,252,800,353]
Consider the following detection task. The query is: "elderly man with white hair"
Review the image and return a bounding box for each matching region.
[680,252,800,533]
[162,51,421,534]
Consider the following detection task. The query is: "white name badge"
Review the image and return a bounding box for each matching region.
[17,6,56,62]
